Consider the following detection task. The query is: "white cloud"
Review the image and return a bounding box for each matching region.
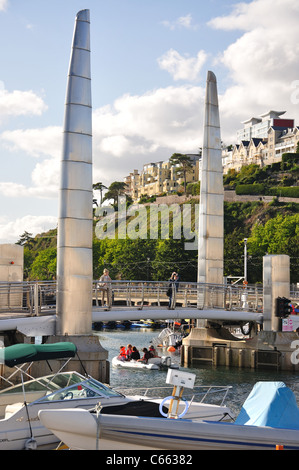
[0,126,61,199]
[0,215,57,244]
[3,0,299,205]
[92,85,205,184]
[0,85,205,195]
[162,14,198,30]
[0,85,47,121]
[209,0,299,32]
[157,49,207,81]
[0,178,58,199]
[1,126,61,158]
[0,0,8,12]
[209,0,299,137]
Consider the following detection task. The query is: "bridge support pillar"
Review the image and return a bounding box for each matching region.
[263,254,290,331]
[197,71,223,309]
[41,335,109,383]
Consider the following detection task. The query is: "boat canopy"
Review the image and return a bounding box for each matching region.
[235,381,299,430]
[0,342,77,367]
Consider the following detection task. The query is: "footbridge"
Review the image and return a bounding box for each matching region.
[0,279,275,337]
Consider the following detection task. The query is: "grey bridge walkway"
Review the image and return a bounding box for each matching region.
[0,279,296,336]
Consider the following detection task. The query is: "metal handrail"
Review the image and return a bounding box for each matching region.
[114,385,233,406]
[0,279,297,317]
[93,279,264,312]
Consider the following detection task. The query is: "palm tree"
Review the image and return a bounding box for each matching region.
[169,153,193,194]
[93,182,107,206]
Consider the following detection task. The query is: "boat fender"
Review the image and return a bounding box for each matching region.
[159,396,189,419]
[24,437,37,450]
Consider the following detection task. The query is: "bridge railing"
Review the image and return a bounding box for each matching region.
[0,279,297,317]
[0,281,56,316]
[93,280,264,312]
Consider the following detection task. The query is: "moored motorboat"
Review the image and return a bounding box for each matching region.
[0,344,230,450]
[0,342,152,450]
[38,381,299,450]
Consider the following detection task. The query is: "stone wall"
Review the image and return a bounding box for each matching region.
[152,191,298,205]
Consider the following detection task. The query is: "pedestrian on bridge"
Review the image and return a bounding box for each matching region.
[97,268,112,307]
[167,272,180,309]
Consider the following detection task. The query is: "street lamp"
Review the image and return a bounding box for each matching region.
[242,238,248,309]
[244,238,248,282]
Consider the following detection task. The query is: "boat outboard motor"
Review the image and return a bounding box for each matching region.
[159,369,196,419]
[161,356,172,367]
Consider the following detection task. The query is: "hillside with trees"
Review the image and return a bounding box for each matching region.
[17,159,299,284]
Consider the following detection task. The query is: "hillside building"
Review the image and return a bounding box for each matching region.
[124,110,298,198]
[125,154,200,201]
[223,111,298,174]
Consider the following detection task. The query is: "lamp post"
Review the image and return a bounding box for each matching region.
[147,257,150,281]
[244,238,248,282]
[242,238,249,309]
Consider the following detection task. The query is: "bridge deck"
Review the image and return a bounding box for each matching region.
[0,279,296,336]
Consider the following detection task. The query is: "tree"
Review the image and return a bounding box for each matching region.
[93,182,107,206]
[103,181,127,206]
[30,247,57,280]
[152,238,196,282]
[169,153,194,194]
[16,231,34,247]
[224,228,246,279]
[248,213,299,283]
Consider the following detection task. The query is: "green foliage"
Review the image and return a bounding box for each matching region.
[103,181,128,206]
[248,213,299,283]
[16,231,34,247]
[224,160,299,195]
[235,183,265,195]
[169,153,194,193]
[152,238,196,282]
[224,164,268,188]
[93,182,107,206]
[30,247,57,280]
[281,153,299,163]
[224,228,246,278]
[186,181,200,195]
[138,194,156,204]
[19,165,299,284]
[93,238,158,280]
[268,186,299,198]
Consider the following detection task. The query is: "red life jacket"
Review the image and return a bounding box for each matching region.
[120,347,126,357]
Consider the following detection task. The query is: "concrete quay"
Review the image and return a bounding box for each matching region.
[181,327,299,371]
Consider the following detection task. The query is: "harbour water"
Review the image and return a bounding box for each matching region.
[94,328,299,417]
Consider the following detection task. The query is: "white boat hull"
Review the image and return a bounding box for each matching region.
[38,408,299,450]
[112,356,159,370]
[0,395,132,450]
[112,356,178,370]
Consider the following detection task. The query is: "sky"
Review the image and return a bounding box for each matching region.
[0,0,299,243]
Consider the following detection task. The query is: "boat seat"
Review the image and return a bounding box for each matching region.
[5,402,24,419]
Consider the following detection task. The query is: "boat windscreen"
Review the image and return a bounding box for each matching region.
[37,377,123,402]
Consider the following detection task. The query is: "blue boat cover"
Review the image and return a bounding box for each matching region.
[235,381,299,429]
